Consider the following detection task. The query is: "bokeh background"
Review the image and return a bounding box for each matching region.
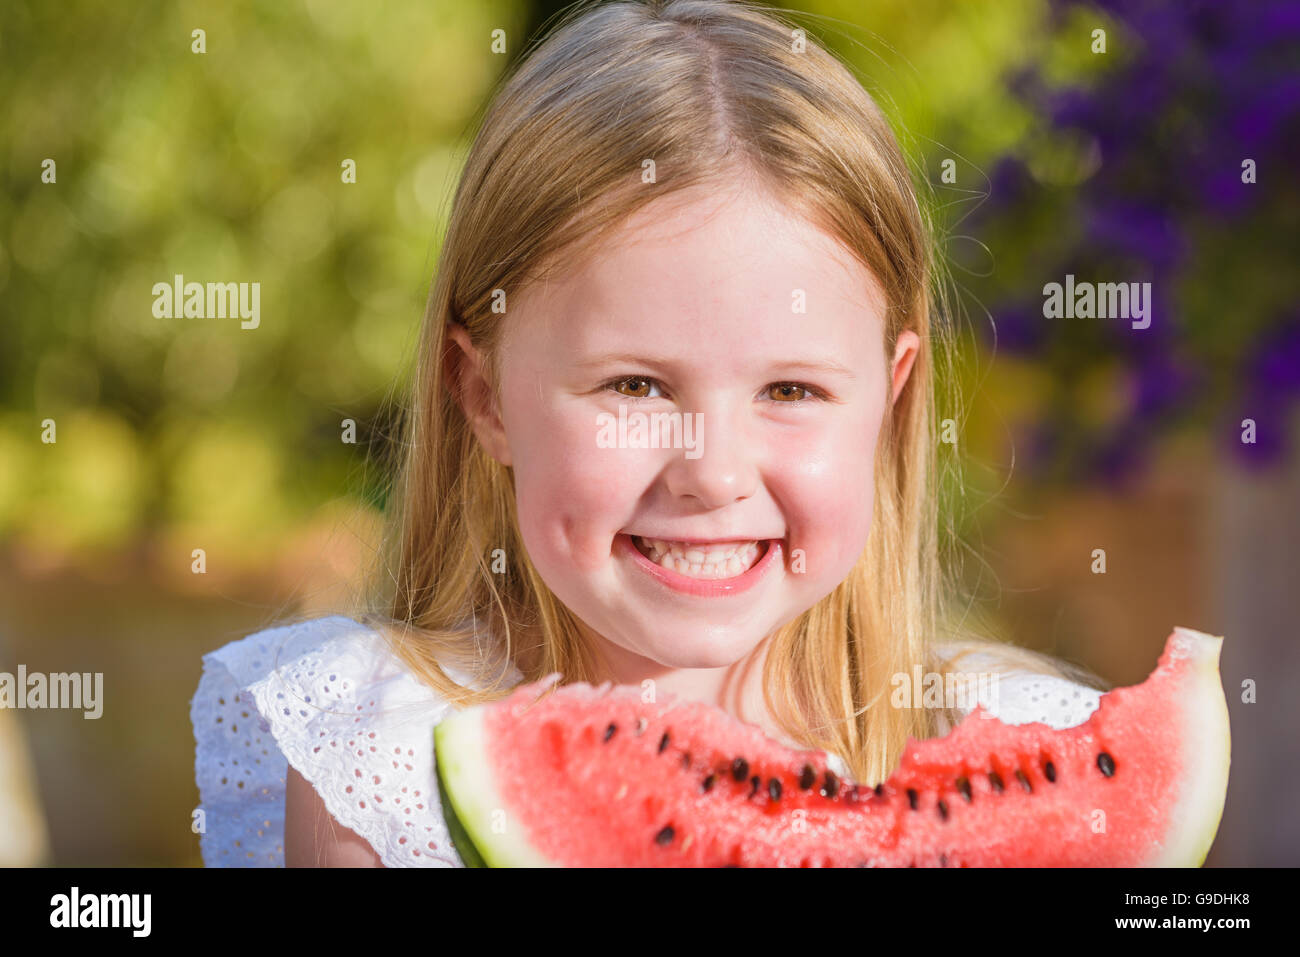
[1,0,1296,866]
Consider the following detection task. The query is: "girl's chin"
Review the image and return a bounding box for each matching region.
[618,630,768,671]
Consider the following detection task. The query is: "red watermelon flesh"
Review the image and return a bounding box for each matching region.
[433,627,1230,867]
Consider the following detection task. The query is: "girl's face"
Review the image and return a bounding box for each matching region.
[451,182,918,675]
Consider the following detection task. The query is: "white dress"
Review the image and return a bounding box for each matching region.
[189,615,1104,867]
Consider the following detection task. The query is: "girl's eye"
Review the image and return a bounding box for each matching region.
[609,376,662,399]
[603,377,824,402]
[767,382,815,402]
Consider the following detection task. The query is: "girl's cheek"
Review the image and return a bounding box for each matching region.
[766,410,881,566]
[509,406,649,568]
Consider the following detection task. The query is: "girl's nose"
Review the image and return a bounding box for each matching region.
[661,410,758,508]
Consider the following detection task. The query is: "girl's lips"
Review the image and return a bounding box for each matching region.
[615,533,782,597]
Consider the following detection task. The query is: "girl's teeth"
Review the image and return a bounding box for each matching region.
[634,537,764,579]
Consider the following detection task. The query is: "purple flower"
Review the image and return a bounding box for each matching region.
[1131,351,1202,420]
[987,155,1033,208]
[1018,420,1063,479]
[1084,204,1184,272]
[986,301,1045,354]
[1047,88,1096,130]
[1200,164,1257,217]
[964,0,1297,480]
[1091,419,1148,489]
[1249,317,1300,397]
[1229,79,1300,148]
[1261,1,1300,35]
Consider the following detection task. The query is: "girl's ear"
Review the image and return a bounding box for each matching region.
[889,329,920,406]
[444,323,512,466]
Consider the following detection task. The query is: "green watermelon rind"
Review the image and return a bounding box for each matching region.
[434,711,495,867]
[435,753,487,868]
[1152,626,1232,867]
[434,705,557,868]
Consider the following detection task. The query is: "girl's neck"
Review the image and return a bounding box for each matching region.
[514,622,805,752]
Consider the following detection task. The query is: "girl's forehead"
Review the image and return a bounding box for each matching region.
[515,185,886,332]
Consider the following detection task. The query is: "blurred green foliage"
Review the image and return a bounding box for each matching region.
[1,0,1062,560]
[1,0,528,558]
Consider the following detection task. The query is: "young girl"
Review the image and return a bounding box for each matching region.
[191,0,1107,868]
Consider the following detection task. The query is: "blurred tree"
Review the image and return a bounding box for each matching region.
[0,0,526,559]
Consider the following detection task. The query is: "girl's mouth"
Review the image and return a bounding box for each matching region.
[632,536,765,579]
[617,533,782,597]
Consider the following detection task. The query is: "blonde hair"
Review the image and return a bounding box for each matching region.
[352,0,1108,785]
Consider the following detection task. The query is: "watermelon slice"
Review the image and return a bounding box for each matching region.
[434,627,1230,867]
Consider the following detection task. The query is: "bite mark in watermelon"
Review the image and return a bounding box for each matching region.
[433,627,1230,867]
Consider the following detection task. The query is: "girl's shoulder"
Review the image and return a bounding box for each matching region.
[926,637,1108,736]
[190,614,519,867]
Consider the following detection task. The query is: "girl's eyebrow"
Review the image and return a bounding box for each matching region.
[575,351,674,369]
[575,352,856,379]
[772,358,857,379]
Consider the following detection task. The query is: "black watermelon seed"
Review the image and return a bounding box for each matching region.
[1044,760,1057,783]
[956,777,972,802]
[988,771,1004,793]
[749,775,760,798]
[682,752,691,770]
[635,717,646,735]
[821,771,839,799]
[732,757,749,782]
[702,774,716,793]
[603,723,616,742]
[874,783,884,798]
[655,826,674,846]
[907,788,919,810]
[1097,752,1116,777]
[939,853,949,867]
[658,732,669,754]
[1015,769,1033,793]
[799,764,816,790]
[768,778,782,801]
[937,799,949,821]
